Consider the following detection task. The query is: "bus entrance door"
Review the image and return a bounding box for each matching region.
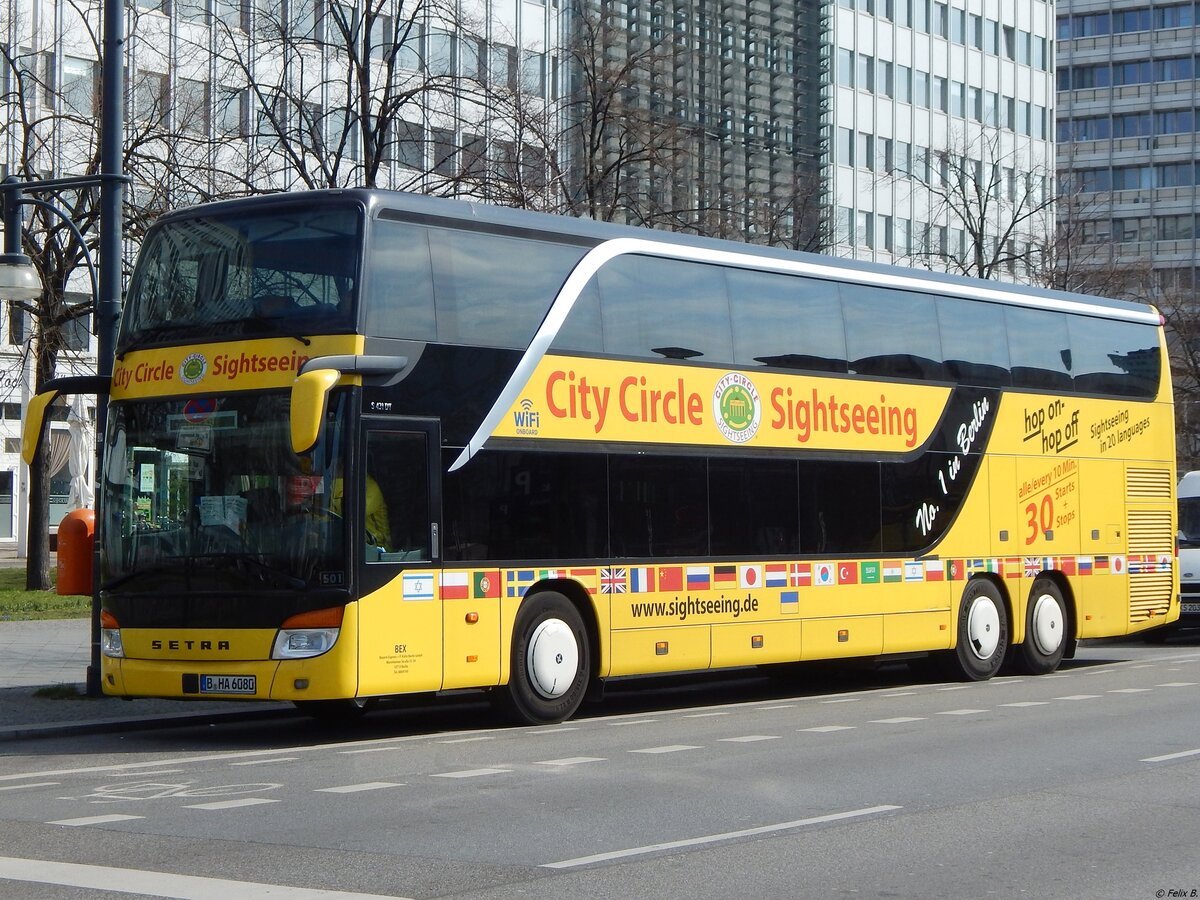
[355,419,446,695]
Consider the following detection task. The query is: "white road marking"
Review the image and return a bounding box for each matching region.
[1055,695,1101,701]
[800,725,856,733]
[541,806,903,869]
[1109,688,1152,694]
[612,719,658,725]
[431,768,511,778]
[1000,701,1049,707]
[683,712,729,719]
[229,757,299,766]
[820,698,860,704]
[536,757,606,766]
[937,709,987,716]
[525,727,579,734]
[48,814,143,826]
[436,737,494,744]
[0,782,58,792]
[936,685,972,691]
[340,747,405,754]
[112,770,186,776]
[1158,682,1198,687]
[184,798,280,810]
[719,735,781,743]
[316,783,405,793]
[1142,748,1200,763]
[630,745,702,754]
[0,855,410,899]
[870,717,926,724]
[0,730,498,783]
[757,704,797,710]
[884,692,916,697]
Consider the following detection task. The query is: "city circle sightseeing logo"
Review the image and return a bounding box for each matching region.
[713,373,761,443]
[180,353,208,386]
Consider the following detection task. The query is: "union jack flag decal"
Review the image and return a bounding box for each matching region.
[601,568,627,593]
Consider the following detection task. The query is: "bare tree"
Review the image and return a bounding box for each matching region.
[1027,158,1154,301]
[471,3,828,251]
[457,6,691,223]
[192,0,482,194]
[894,130,1055,280]
[1153,281,1200,471]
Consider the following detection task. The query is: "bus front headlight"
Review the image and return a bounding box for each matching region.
[272,628,339,659]
[101,628,125,659]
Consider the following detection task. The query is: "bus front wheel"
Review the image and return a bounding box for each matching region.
[499,592,590,725]
[945,579,1009,681]
[1013,579,1067,674]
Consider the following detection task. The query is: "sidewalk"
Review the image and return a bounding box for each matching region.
[0,551,292,740]
[0,616,292,741]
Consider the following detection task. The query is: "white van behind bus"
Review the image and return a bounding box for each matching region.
[1174,471,1200,632]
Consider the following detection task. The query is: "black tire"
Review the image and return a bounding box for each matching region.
[1014,578,1068,674]
[945,578,1009,681]
[498,591,590,725]
[294,698,373,722]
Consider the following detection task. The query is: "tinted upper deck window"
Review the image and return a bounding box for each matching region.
[1005,306,1073,391]
[841,284,946,380]
[728,270,848,373]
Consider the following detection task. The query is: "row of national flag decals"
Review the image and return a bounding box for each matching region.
[399,554,1172,601]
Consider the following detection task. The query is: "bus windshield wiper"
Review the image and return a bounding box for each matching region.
[117,323,192,358]
[242,318,311,345]
[171,552,308,590]
[101,566,175,591]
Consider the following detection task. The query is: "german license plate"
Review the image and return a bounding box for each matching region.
[1181,602,1200,614]
[199,674,256,695]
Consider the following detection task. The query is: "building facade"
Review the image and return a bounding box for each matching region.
[1056,0,1200,292]
[830,0,1056,278]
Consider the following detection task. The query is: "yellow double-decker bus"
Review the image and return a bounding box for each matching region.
[24,189,1178,723]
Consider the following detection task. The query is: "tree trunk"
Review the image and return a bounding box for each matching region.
[25,327,58,591]
[26,441,51,591]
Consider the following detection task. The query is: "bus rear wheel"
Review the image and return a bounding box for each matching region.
[944,579,1009,681]
[498,592,590,725]
[1013,579,1067,674]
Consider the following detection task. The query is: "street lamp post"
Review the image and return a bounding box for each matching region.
[0,0,125,697]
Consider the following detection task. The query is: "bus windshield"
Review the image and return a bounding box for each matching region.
[118,203,362,350]
[100,391,348,594]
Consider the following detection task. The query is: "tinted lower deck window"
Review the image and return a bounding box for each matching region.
[442,451,608,560]
[444,450,896,562]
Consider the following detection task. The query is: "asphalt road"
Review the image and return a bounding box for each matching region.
[1,638,1198,900]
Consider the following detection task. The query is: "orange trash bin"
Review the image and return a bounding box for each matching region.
[57,509,95,596]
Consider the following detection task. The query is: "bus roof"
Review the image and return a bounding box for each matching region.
[158,188,1159,324]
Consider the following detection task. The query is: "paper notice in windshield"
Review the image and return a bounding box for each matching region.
[177,425,213,453]
[200,495,247,533]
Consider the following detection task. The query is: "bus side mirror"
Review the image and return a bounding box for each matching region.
[21,389,60,465]
[290,368,341,455]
